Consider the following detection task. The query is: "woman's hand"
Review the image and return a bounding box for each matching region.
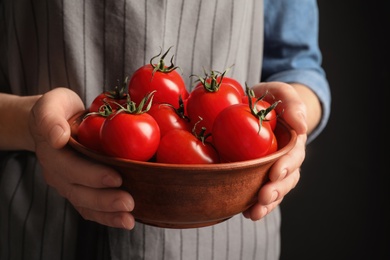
[28,87,135,229]
[243,81,320,220]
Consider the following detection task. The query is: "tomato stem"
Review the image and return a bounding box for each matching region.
[104,76,129,100]
[156,95,190,122]
[84,103,113,119]
[245,85,281,133]
[192,117,212,144]
[150,46,180,74]
[113,90,157,117]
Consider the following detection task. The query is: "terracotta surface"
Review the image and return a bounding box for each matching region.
[68,111,297,229]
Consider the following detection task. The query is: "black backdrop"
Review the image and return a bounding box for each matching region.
[280,1,388,259]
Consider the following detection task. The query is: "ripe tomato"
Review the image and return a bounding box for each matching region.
[128,47,189,108]
[218,76,245,97]
[186,71,242,136]
[100,92,160,161]
[268,132,278,154]
[156,129,220,164]
[77,105,113,153]
[77,114,106,153]
[147,97,191,138]
[100,112,160,161]
[89,78,129,112]
[212,103,276,162]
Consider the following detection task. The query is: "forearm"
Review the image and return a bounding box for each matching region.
[0,93,41,151]
[290,83,322,135]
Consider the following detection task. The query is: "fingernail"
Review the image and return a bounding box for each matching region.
[102,175,122,187]
[114,215,134,230]
[297,112,308,132]
[271,191,279,202]
[280,169,288,180]
[114,216,127,229]
[113,199,132,212]
[260,206,268,217]
[297,111,306,121]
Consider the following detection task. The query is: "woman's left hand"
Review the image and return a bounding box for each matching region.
[242,81,309,220]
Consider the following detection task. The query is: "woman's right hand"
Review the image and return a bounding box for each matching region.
[28,87,135,230]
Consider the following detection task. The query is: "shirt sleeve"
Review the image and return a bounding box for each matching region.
[262,0,331,143]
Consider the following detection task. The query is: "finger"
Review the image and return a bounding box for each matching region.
[257,168,301,205]
[39,145,122,189]
[60,148,123,188]
[252,82,308,135]
[268,134,307,182]
[29,88,85,149]
[76,207,135,230]
[242,197,284,221]
[67,186,134,213]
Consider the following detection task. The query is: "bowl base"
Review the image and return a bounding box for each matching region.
[135,217,232,229]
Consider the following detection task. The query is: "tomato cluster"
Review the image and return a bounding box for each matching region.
[77,48,281,164]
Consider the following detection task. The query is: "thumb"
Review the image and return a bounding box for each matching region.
[252,82,308,135]
[29,88,85,149]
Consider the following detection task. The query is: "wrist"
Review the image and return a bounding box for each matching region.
[0,93,42,151]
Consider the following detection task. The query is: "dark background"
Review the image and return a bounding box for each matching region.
[280,1,388,260]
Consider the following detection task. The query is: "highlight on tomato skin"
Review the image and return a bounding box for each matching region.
[212,76,245,97]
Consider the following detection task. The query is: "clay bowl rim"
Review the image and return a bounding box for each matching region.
[67,110,297,170]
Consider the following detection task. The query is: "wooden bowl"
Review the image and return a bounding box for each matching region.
[67,111,297,229]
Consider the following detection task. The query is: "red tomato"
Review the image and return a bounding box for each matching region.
[77,113,106,153]
[212,103,276,162]
[218,76,245,97]
[100,92,160,161]
[147,100,191,138]
[100,111,160,161]
[77,105,113,152]
[89,78,129,112]
[186,72,242,136]
[156,129,220,164]
[128,47,189,108]
[268,133,278,154]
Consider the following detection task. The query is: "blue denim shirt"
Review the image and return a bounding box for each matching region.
[263,0,331,143]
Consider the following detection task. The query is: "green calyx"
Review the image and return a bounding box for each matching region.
[84,102,113,119]
[192,68,227,93]
[156,95,190,122]
[116,90,156,115]
[245,85,281,133]
[104,76,129,100]
[192,117,212,145]
[192,65,235,93]
[150,46,179,74]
